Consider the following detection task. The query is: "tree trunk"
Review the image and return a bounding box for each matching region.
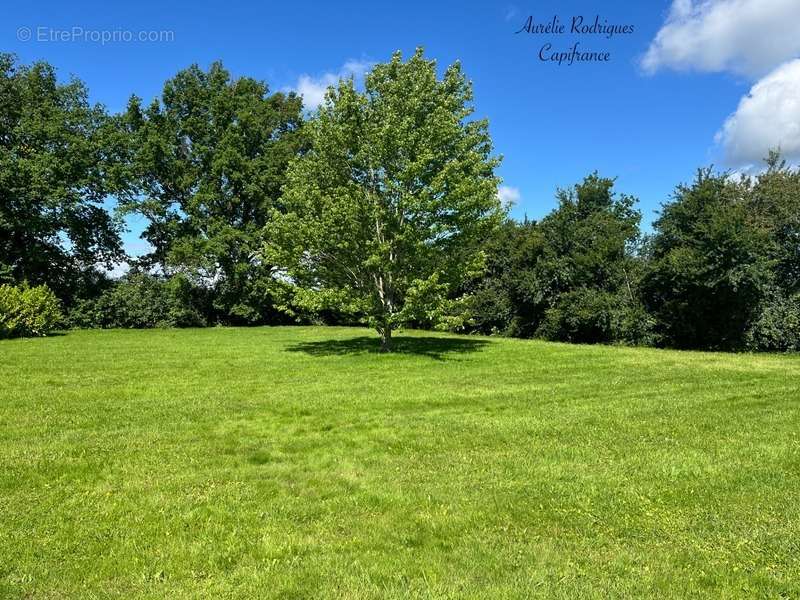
[379,324,392,353]
[374,271,393,353]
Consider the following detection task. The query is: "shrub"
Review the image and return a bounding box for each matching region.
[536,288,616,344]
[535,288,656,346]
[0,283,62,338]
[745,293,800,352]
[612,303,659,347]
[66,273,208,329]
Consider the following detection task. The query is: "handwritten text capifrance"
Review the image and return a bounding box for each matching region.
[515,15,635,66]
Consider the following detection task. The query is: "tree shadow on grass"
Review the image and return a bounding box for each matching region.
[1,331,67,341]
[286,335,490,360]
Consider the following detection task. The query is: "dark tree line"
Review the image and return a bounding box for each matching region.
[465,174,649,344]
[467,158,800,351]
[1,53,798,350]
[644,155,800,351]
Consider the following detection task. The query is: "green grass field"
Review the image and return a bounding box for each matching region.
[1,327,799,598]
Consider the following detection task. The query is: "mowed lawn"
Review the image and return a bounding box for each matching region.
[1,327,799,598]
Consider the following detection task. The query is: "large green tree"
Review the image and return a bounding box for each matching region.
[0,54,123,301]
[120,61,304,324]
[467,175,650,344]
[643,168,771,349]
[644,154,800,351]
[464,217,544,336]
[749,153,800,297]
[265,49,502,351]
[533,174,647,343]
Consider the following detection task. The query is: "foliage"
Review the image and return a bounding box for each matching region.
[66,273,208,329]
[749,152,800,297]
[745,292,800,352]
[532,174,646,343]
[118,61,304,324]
[1,53,798,353]
[0,54,124,303]
[463,219,543,336]
[265,49,503,350]
[0,282,62,338]
[536,288,654,345]
[466,175,651,345]
[739,154,800,351]
[643,164,785,350]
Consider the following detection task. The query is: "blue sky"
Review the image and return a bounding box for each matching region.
[6,0,799,256]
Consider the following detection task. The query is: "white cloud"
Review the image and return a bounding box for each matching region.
[106,261,130,279]
[642,0,800,78]
[716,59,800,166]
[289,60,371,111]
[498,185,521,209]
[643,0,800,167]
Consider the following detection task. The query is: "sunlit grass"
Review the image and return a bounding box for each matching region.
[1,326,799,598]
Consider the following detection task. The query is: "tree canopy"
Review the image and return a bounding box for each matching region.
[0,53,123,301]
[265,49,503,350]
[466,174,650,344]
[119,61,304,323]
[644,154,800,350]
[2,53,798,352]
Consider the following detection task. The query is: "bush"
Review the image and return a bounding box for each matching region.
[0,283,62,338]
[536,289,616,344]
[535,288,656,346]
[66,273,208,329]
[745,294,800,352]
[612,303,659,347]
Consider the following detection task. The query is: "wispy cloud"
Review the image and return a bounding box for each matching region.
[288,59,372,111]
[498,185,521,209]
